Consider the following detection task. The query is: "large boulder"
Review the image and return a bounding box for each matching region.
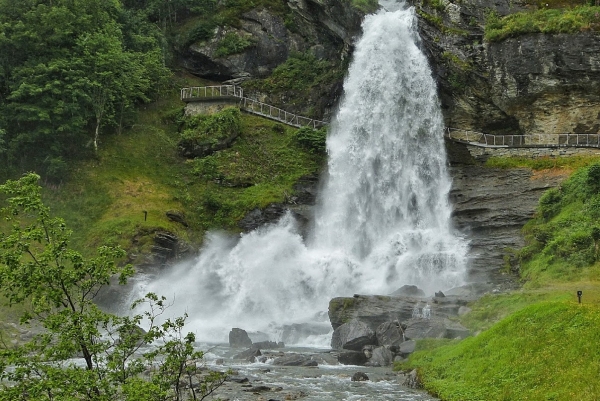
[337,350,368,366]
[229,328,253,348]
[331,320,376,351]
[375,321,405,347]
[368,346,394,367]
[398,340,416,357]
[403,318,448,340]
[272,354,318,366]
[233,348,262,362]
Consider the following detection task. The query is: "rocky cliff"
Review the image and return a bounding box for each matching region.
[180,0,365,119]
[411,0,600,135]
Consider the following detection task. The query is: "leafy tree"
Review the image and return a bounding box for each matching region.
[0,0,170,178]
[0,173,227,400]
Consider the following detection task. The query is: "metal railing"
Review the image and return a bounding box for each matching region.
[181,85,244,99]
[180,85,327,129]
[238,97,327,129]
[445,128,600,148]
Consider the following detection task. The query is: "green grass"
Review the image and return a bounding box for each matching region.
[485,6,600,42]
[485,155,600,170]
[459,290,572,332]
[399,301,600,401]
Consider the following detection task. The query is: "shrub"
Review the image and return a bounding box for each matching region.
[295,127,327,153]
[350,0,378,13]
[586,163,600,192]
[181,107,242,143]
[214,32,255,57]
[538,187,562,219]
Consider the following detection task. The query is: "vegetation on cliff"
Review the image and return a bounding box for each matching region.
[519,163,600,285]
[485,5,600,42]
[243,53,346,118]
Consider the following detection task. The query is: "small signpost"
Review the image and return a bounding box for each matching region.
[577,290,582,304]
[143,210,147,221]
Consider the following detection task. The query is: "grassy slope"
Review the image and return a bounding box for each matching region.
[1,74,324,340]
[40,83,323,259]
[404,301,600,401]
[398,159,600,401]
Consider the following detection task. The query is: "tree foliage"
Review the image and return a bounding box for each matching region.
[0,173,227,400]
[0,0,170,180]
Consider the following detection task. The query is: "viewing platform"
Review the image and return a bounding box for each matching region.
[181,85,327,129]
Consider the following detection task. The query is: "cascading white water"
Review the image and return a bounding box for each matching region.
[133,1,468,343]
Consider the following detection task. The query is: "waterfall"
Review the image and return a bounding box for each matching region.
[132,1,468,343]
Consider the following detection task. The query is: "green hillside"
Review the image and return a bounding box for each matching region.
[399,161,600,401]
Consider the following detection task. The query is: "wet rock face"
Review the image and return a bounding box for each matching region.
[486,33,600,134]
[449,164,568,284]
[182,10,293,80]
[410,0,600,135]
[182,0,362,81]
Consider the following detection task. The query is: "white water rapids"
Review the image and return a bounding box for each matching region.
[132,1,468,344]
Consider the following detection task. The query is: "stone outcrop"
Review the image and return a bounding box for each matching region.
[229,328,253,348]
[410,0,600,135]
[449,163,568,284]
[329,291,472,366]
[328,293,472,331]
[182,1,362,81]
[238,174,319,234]
[181,0,364,119]
[151,231,191,267]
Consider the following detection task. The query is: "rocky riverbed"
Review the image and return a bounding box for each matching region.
[190,343,438,401]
